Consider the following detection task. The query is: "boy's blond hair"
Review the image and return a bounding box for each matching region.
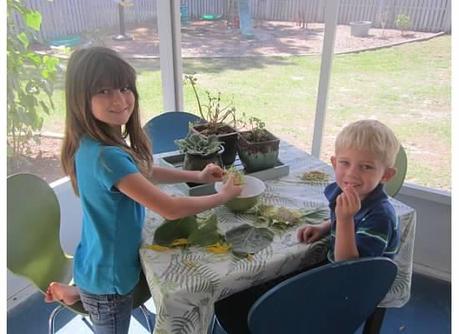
[335,120,400,167]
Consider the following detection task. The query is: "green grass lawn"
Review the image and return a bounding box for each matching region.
[42,36,451,190]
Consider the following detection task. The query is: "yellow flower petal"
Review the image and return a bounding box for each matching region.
[170,238,190,247]
[206,242,231,254]
[145,244,171,252]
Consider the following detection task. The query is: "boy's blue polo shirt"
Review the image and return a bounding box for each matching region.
[325,182,400,262]
[73,136,145,295]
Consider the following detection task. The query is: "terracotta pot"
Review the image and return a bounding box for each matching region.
[192,123,238,166]
[237,130,280,172]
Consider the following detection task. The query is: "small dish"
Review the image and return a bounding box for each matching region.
[215,175,266,212]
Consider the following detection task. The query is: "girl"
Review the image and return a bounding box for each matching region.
[44,47,242,333]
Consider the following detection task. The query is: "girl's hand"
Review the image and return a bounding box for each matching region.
[219,174,243,200]
[199,163,225,183]
[335,185,361,223]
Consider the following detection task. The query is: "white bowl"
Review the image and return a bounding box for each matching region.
[215,175,266,212]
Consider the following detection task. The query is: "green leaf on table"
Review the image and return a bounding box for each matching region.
[153,216,198,246]
[188,214,221,247]
[248,204,329,234]
[301,207,329,224]
[225,224,274,255]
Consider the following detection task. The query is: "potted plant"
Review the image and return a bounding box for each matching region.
[175,132,224,171]
[185,74,239,166]
[237,116,280,172]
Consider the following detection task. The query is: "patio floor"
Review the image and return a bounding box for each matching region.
[7,272,451,333]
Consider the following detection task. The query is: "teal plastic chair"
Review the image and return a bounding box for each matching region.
[212,257,397,334]
[143,111,203,154]
[7,173,154,333]
[384,145,408,197]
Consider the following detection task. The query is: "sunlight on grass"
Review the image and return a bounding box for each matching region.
[41,36,450,190]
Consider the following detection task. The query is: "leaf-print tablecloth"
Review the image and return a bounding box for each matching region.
[140,143,416,334]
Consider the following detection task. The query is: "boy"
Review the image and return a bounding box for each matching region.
[215,120,401,333]
[298,119,400,261]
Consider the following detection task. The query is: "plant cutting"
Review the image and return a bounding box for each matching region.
[184,74,239,166]
[249,205,329,234]
[224,165,245,185]
[175,132,224,171]
[237,116,280,172]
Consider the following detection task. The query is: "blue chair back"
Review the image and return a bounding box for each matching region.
[248,257,397,334]
[143,111,203,154]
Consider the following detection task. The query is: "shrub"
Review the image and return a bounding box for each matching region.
[395,14,411,36]
[7,0,61,159]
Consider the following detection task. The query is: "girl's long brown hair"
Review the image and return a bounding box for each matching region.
[61,47,152,194]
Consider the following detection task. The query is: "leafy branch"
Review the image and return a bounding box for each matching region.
[7,0,61,159]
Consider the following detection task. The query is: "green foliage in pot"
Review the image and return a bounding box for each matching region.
[237,115,280,172]
[241,116,274,143]
[175,132,223,156]
[7,0,61,159]
[184,74,238,135]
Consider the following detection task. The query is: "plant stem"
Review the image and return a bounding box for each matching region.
[189,77,204,119]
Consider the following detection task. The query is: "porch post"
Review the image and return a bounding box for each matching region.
[156,0,184,112]
[311,0,340,158]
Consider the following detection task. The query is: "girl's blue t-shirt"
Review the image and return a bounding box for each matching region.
[73,136,145,295]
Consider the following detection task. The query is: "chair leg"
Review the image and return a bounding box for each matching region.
[139,304,154,333]
[48,305,66,334]
[81,315,94,331]
[48,304,93,334]
[363,307,386,334]
[208,314,216,334]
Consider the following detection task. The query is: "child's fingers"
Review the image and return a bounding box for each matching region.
[297,227,306,241]
[344,187,361,211]
[337,193,346,208]
[298,226,314,243]
[206,164,224,178]
[346,186,359,203]
[304,229,318,243]
[223,174,234,184]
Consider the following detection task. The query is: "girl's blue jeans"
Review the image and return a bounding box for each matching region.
[79,289,133,334]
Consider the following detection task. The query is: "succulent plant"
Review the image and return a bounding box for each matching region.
[175,132,223,156]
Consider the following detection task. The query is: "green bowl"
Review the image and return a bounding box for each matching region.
[215,175,266,212]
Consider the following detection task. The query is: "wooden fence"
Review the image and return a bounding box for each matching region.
[21,0,450,41]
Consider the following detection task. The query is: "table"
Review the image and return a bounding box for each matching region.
[139,142,416,334]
